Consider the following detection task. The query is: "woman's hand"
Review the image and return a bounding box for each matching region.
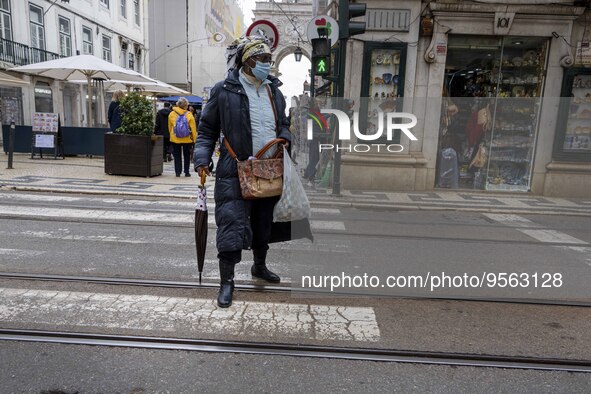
[197,166,211,177]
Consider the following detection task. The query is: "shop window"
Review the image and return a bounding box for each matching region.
[82,26,93,55]
[359,42,407,143]
[436,35,548,192]
[552,68,591,162]
[34,81,53,113]
[0,86,23,125]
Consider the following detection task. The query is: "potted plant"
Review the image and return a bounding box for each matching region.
[104,92,163,177]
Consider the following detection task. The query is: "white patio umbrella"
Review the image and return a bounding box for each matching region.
[10,55,153,126]
[80,77,190,95]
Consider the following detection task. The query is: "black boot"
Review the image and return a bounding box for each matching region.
[251,249,280,283]
[217,261,235,308]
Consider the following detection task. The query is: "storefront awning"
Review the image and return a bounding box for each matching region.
[0,71,29,86]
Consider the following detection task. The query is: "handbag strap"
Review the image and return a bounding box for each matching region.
[265,85,278,132]
[223,83,284,161]
[224,137,286,160]
[255,138,286,159]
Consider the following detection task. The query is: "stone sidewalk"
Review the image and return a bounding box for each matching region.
[1,153,590,216]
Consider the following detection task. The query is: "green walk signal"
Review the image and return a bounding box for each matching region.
[314,56,330,76]
[317,59,327,73]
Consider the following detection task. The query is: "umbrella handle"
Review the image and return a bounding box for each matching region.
[200,172,207,186]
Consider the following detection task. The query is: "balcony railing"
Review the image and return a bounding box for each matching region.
[0,37,63,67]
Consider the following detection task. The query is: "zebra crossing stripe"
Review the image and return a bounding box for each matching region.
[0,205,346,231]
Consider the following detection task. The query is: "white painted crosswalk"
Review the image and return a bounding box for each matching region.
[484,213,591,265]
[0,203,346,232]
[0,287,380,342]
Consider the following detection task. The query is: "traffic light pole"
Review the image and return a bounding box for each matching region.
[332,37,346,196]
[310,62,316,98]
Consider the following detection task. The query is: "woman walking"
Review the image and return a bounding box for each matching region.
[194,36,312,308]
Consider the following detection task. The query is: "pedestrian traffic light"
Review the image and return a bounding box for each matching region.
[338,0,367,39]
[313,56,330,76]
[311,37,331,77]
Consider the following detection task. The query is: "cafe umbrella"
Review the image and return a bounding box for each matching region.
[194,172,208,284]
[11,55,153,126]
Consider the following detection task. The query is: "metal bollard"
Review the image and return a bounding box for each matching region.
[7,121,15,169]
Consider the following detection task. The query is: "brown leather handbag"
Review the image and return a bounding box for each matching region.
[224,85,286,200]
[225,138,285,199]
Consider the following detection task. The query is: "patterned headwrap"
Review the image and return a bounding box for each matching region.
[225,35,272,77]
[241,41,271,63]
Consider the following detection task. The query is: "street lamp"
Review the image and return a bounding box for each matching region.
[294,46,303,62]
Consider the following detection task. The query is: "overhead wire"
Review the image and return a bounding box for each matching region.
[269,0,309,44]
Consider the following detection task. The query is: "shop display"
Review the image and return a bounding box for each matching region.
[562,74,591,151]
[0,87,24,125]
[438,36,547,192]
[367,48,403,137]
[487,98,538,191]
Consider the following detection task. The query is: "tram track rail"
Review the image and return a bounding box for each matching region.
[0,271,589,307]
[0,213,588,248]
[1,199,591,232]
[0,328,589,373]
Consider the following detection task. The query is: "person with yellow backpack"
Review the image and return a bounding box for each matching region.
[168,97,197,177]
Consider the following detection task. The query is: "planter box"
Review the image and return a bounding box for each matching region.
[104,133,163,177]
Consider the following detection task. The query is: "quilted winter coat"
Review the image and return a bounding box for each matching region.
[194,69,313,252]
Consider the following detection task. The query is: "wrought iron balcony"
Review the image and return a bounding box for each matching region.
[0,37,63,67]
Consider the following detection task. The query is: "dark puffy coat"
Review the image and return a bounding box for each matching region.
[154,107,172,137]
[194,69,312,252]
[107,101,121,132]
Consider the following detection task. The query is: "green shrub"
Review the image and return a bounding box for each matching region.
[116,92,154,136]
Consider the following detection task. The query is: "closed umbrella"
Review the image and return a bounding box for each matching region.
[194,172,208,284]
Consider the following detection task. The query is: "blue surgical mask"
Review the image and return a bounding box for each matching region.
[252,61,271,81]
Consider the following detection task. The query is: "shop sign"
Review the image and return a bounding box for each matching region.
[493,12,515,35]
[32,112,59,133]
[307,16,339,47]
[575,41,591,65]
[34,134,55,149]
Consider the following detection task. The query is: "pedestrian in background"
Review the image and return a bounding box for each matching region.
[194,35,312,308]
[154,102,172,162]
[107,90,124,132]
[168,97,197,177]
[303,100,322,187]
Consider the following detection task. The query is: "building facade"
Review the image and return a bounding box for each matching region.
[0,0,149,128]
[319,0,590,198]
[148,0,245,99]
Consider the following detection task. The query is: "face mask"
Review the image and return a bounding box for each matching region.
[251,61,271,81]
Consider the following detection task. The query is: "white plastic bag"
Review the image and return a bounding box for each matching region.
[273,147,311,222]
